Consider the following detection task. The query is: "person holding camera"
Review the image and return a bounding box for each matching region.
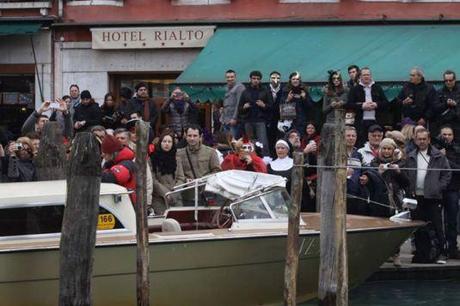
[278,72,311,138]
[161,87,197,138]
[434,126,460,259]
[221,138,267,173]
[0,137,36,182]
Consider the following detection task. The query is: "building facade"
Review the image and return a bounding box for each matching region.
[2,0,460,134]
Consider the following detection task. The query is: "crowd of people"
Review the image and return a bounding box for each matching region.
[0,65,459,266]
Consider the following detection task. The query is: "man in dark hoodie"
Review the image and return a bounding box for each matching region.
[238,70,273,156]
[73,90,102,133]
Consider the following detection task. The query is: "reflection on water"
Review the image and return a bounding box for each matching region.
[302,279,460,306]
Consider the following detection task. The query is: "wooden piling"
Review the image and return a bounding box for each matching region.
[35,121,66,180]
[59,132,101,306]
[284,151,304,306]
[135,120,150,306]
[318,109,348,306]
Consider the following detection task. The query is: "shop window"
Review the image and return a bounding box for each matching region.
[172,0,231,5]
[66,0,124,6]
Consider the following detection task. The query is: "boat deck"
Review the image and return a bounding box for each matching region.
[0,213,423,253]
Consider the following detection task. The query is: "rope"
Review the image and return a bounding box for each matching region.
[294,163,460,172]
[346,194,394,209]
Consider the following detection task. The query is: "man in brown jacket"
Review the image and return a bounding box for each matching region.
[177,124,221,181]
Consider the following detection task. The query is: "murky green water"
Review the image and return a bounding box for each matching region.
[302,279,460,306]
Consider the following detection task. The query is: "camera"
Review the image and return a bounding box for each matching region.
[382,163,390,170]
[15,142,23,151]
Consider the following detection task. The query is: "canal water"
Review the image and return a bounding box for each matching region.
[302,279,460,306]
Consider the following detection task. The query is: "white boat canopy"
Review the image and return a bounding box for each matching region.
[204,170,286,200]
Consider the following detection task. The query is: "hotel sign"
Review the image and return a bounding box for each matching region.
[91,26,215,49]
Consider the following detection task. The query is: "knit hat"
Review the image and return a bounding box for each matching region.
[379,138,397,149]
[80,90,92,100]
[385,130,405,147]
[101,135,122,154]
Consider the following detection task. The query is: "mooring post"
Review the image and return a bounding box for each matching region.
[35,121,66,180]
[284,151,304,306]
[318,109,348,306]
[135,120,150,306]
[59,132,101,306]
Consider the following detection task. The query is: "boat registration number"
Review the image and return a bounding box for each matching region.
[97,214,116,230]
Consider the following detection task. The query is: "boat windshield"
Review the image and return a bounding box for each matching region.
[230,188,290,221]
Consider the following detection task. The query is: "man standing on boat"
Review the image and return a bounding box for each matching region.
[101,135,137,204]
[406,128,451,264]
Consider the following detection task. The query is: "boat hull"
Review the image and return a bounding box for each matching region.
[0,220,417,306]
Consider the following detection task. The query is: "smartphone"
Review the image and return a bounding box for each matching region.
[50,102,60,109]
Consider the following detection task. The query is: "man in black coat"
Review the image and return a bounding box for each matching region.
[346,67,388,146]
[126,82,158,130]
[405,128,451,263]
[433,126,460,259]
[73,90,102,133]
[238,70,273,156]
[397,67,439,127]
[432,70,460,142]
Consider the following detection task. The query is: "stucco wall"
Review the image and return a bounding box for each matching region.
[56,41,200,103]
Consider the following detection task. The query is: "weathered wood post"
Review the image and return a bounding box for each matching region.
[318,109,348,306]
[135,120,150,306]
[284,151,304,305]
[59,132,101,306]
[35,121,66,180]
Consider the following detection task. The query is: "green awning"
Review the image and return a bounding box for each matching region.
[0,22,41,36]
[177,25,460,84]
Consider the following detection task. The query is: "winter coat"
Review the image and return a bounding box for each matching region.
[222,83,245,124]
[433,85,460,141]
[151,156,186,215]
[358,142,379,166]
[161,98,197,135]
[3,156,36,182]
[405,145,451,199]
[369,157,410,212]
[238,85,273,123]
[397,81,439,122]
[126,97,158,130]
[73,102,102,132]
[346,82,388,126]
[433,138,460,191]
[102,146,137,204]
[177,144,221,180]
[279,86,311,133]
[323,86,349,123]
[221,152,267,173]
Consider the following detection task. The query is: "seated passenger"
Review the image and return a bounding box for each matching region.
[221,137,267,173]
[150,131,186,215]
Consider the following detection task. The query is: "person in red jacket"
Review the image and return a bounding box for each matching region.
[101,135,137,204]
[221,138,267,173]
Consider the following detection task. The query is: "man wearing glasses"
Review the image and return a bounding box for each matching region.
[434,70,460,142]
